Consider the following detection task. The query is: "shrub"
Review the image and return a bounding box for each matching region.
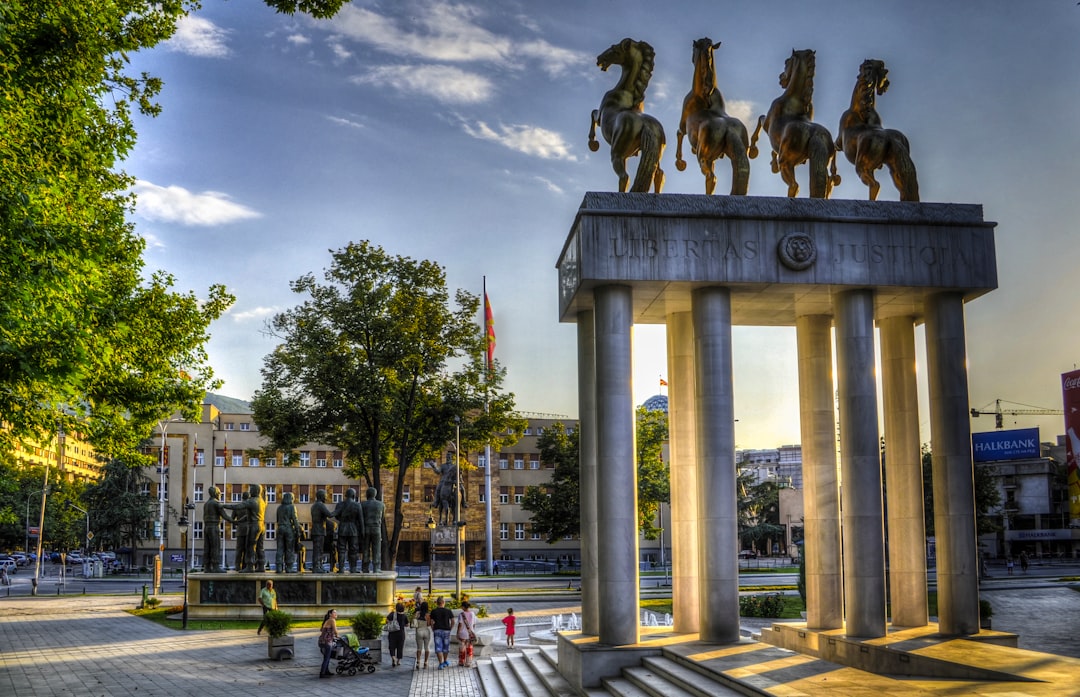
[144,597,161,609]
[979,598,993,618]
[739,593,786,618]
[350,610,385,640]
[263,609,293,639]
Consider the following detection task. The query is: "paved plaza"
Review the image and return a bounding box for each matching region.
[1,568,1078,696]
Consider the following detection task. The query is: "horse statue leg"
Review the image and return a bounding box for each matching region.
[588,109,601,152]
[632,117,665,193]
[728,120,752,196]
[885,133,919,201]
[856,145,882,200]
[808,129,838,199]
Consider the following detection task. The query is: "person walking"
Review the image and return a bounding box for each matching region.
[501,607,516,648]
[386,602,408,667]
[318,609,339,678]
[413,586,423,607]
[414,601,432,669]
[1020,550,1030,574]
[429,596,455,670]
[456,600,477,667]
[256,579,277,635]
[1007,556,1015,575]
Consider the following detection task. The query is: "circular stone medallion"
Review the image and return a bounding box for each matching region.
[777,232,817,270]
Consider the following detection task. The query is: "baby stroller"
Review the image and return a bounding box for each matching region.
[333,635,378,675]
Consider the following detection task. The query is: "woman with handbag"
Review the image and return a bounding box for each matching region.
[414,600,432,669]
[386,602,408,667]
[456,600,477,667]
[318,609,338,678]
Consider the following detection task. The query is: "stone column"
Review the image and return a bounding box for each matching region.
[666,311,699,634]
[577,310,599,636]
[834,290,886,638]
[795,314,843,630]
[593,285,639,646]
[692,287,740,644]
[925,293,980,635]
[879,316,928,628]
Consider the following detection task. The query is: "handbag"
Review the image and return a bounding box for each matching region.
[386,614,401,633]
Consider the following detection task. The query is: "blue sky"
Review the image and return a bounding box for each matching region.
[127,0,1080,447]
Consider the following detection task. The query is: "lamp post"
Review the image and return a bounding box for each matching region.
[177,505,193,629]
[32,426,63,595]
[454,417,463,601]
[156,417,181,594]
[426,515,436,597]
[25,488,47,558]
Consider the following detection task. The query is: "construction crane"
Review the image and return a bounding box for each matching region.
[969,399,1063,429]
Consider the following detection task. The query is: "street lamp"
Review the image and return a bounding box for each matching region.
[156,417,181,594]
[454,417,463,601]
[177,505,193,629]
[32,425,63,595]
[426,515,436,597]
[25,488,48,558]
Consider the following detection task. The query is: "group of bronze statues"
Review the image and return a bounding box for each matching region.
[201,484,385,574]
[590,38,918,202]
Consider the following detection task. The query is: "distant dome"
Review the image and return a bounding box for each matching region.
[642,394,668,413]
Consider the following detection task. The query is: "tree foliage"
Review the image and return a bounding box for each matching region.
[0,455,87,553]
[83,458,156,565]
[251,241,522,569]
[0,0,239,460]
[522,407,671,543]
[737,468,784,552]
[922,445,1001,536]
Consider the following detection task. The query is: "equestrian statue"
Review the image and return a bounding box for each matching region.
[750,49,840,199]
[588,38,666,193]
[675,38,756,195]
[835,59,919,201]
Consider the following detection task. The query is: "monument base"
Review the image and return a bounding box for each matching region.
[556,628,672,691]
[185,571,397,621]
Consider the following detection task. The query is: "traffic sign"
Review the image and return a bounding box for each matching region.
[86,531,94,541]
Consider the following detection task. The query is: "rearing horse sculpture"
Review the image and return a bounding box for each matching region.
[588,38,666,193]
[750,49,840,199]
[836,59,919,201]
[675,38,756,195]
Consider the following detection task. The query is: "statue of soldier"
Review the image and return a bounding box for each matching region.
[226,484,266,572]
[232,491,250,571]
[276,491,301,573]
[310,489,334,572]
[332,488,363,573]
[360,487,385,573]
[202,486,232,573]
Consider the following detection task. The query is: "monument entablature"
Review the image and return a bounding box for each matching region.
[558,193,996,327]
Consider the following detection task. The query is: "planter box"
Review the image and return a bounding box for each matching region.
[268,635,295,661]
[357,638,382,664]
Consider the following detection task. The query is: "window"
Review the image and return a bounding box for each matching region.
[140,483,151,497]
[193,521,204,540]
[299,491,309,503]
[266,457,276,468]
[214,454,225,467]
[402,485,411,503]
[499,523,509,540]
[531,528,541,541]
[524,427,533,435]
[499,487,509,504]
[478,486,486,504]
[529,459,539,470]
[248,457,260,467]
[332,491,342,503]
[515,523,525,540]
[240,422,251,431]
[231,491,242,502]
[563,534,574,540]
[514,458,524,470]
[316,457,327,468]
[537,427,544,436]
[194,483,204,502]
[299,452,310,468]
[514,493,524,504]
[477,455,487,468]
[266,485,277,503]
[333,457,343,468]
[224,422,234,431]
[265,522,276,540]
[195,450,205,466]
[499,458,508,470]
[230,525,237,540]
[231,454,242,467]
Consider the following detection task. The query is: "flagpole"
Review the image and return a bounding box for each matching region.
[483,276,494,577]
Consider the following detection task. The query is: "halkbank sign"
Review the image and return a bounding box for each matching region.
[971,428,1040,463]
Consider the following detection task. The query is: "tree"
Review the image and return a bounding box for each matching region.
[737,468,784,553]
[922,444,1002,536]
[522,407,670,542]
[0,1,242,460]
[251,241,522,569]
[0,456,87,553]
[83,458,156,567]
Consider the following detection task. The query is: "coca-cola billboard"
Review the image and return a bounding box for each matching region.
[1063,370,1080,524]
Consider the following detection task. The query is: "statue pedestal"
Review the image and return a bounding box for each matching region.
[185,571,397,621]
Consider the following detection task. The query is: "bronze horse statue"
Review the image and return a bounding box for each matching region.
[431,458,466,526]
[676,38,756,195]
[588,38,666,193]
[750,49,840,198]
[836,59,919,201]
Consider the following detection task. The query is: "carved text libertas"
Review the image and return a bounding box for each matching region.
[610,236,759,260]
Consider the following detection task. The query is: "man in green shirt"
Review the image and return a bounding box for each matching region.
[257,579,277,635]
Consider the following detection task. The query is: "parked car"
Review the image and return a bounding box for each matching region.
[11,553,27,566]
[737,550,758,559]
[0,559,17,574]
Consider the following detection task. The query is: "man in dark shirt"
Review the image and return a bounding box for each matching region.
[429,596,455,669]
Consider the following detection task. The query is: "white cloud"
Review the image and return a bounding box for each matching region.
[164,16,231,58]
[287,33,311,46]
[534,176,565,195]
[462,121,576,161]
[725,99,757,127]
[328,3,588,76]
[328,38,353,62]
[132,181,261,226]
[327,115,366,129]
[352,64,493,104]
[231,306,279,323]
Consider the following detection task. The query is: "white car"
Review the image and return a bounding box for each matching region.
[0,559,17,575]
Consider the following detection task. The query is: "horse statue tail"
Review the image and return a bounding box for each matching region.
[807,128,837,199]
[631,119,665,193]
[888,134,919,202]
[748,114,765,159]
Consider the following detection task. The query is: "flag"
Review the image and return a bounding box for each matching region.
[659,378,668,387]
[484,291,495,372]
